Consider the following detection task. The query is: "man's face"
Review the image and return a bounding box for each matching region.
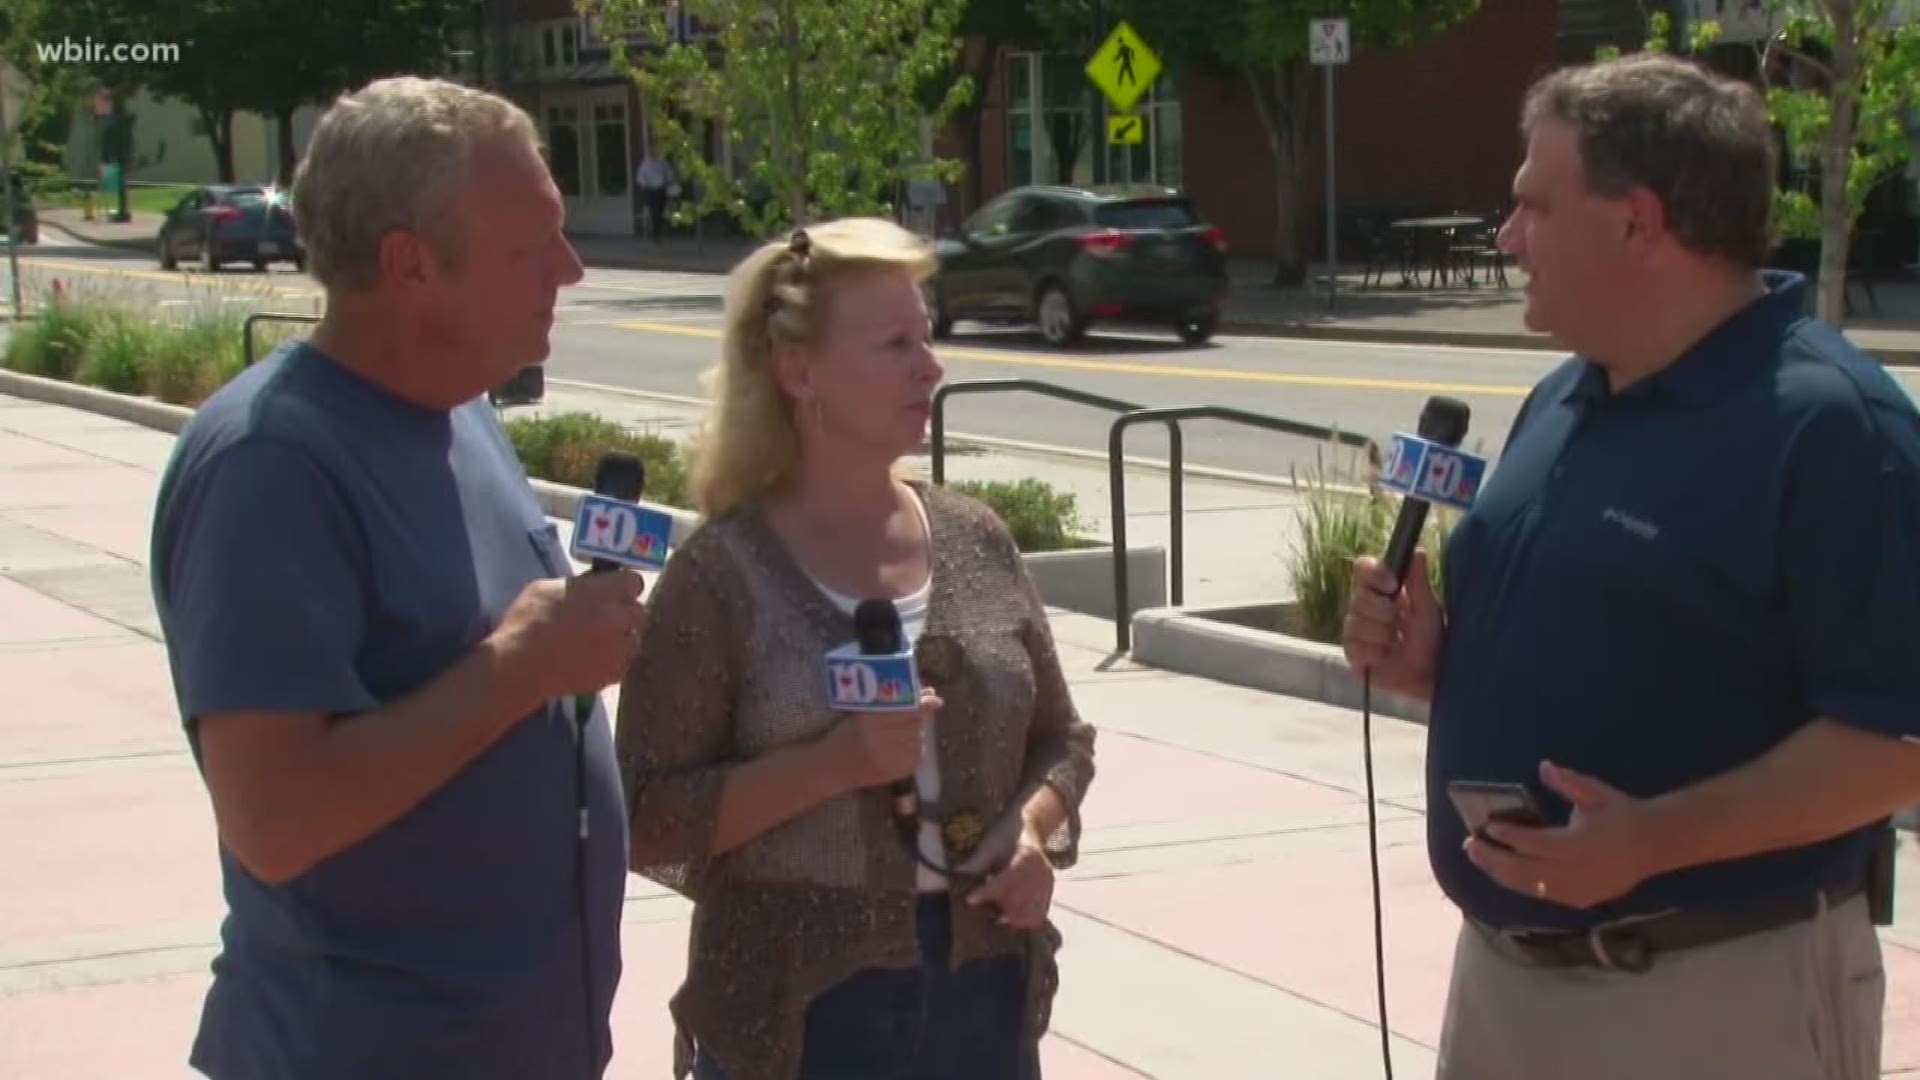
[1497,120,1636,352]
[419,139,584,397]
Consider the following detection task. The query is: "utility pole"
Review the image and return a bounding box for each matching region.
[0,76,22,321]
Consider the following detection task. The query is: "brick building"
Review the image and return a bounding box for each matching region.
[948,0,1562,261]
[479,1,1667,260]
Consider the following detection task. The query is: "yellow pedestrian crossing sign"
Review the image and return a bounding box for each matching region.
[1086,21,1162,115]
[1107,113,1145,145]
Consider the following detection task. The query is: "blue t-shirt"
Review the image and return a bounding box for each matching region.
[149,342,627,1079]
[1428,272,1920,932]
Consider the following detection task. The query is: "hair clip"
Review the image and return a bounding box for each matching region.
[788,228,812,264]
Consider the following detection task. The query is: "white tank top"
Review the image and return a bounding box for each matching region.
[806,490,949,892]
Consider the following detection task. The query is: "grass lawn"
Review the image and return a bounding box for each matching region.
[36,183,197,217]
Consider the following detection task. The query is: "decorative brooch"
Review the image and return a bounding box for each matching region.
[941,808,989,864]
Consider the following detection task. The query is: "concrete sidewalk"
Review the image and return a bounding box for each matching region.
[10,396,1920,1078]
[40,207,1920,365]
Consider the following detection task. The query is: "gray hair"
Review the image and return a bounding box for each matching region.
[291,76,541,292]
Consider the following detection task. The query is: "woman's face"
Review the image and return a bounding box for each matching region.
[783,267,945,461]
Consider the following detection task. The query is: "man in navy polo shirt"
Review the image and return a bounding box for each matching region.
[1345,54,1920,1079]
[150,78,645,1078]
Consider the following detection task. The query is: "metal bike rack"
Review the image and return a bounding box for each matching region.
[928,378,1165,484]
[241,311,322,367]
[1107,406,1377,651]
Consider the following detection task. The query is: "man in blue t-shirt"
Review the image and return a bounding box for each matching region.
[149,77,643,1079]
[1345,55,1920,1079]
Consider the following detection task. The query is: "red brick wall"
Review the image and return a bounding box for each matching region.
[1185,0,1559,260]
[964,0,1559,261]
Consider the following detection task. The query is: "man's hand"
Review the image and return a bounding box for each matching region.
[963,822,1055,929]
[489,571,647,706]
[1342,551,1444,701]
[1465,760,1661,910]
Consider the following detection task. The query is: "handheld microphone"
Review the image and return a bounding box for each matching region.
[1379,396,1476,589]
[572,452,647,726]
[565,450,645,1070]
[851,599,919,824]
[1357,394,1482,1080]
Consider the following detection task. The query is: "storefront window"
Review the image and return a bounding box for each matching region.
[594,103,628,198]
[546,105,582,198]
[1008,53,1034,187]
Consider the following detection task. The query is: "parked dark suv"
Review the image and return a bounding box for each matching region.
[927,184,1230,347]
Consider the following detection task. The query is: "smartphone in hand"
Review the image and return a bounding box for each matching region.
[1447,780,1546,850]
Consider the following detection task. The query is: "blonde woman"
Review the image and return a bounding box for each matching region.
[614,218,1097,1080]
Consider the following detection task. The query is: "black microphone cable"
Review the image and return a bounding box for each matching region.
[573,451,645,1076]
[1359,394,1471,1080]
[1361,671,1394,1080]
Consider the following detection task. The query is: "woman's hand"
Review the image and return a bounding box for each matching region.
[960,819,1055,930]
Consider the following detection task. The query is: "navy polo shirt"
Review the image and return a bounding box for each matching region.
[1427,271,1920,932]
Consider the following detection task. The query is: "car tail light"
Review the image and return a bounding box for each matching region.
[1203,226,1228,254]
[1080,229,1131,256]
[208,206,243,224]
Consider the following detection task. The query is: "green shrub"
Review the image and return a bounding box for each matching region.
[1287,440,1453,645]
[144,324,222,406]
[78,311,162,394]
[6,300,108,380]
[502,412,691,509]
[950,478,1083,553]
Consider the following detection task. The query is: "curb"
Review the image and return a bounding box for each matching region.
[39,219,156,255]
[1131,604,1430,726]
[0,369,193,433]
[1218,317,1558,354]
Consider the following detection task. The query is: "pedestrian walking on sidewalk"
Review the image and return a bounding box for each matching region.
[614,217,1097,1080]
[150,76,638,1080]
[1343,53,1920,1080]
[638,150,676,243]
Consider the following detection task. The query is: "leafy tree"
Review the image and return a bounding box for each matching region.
[923,0,1089,213]
[3,0,472,186]
[1624,1,1920,324]
[596,0,974,237]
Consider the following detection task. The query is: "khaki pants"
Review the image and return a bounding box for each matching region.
[1437,894,1885,1080]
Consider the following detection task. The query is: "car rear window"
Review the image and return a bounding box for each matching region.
[1094,200,1198,230]
[224,190,270,207]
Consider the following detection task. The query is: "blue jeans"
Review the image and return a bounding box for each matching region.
[692,895,1040,1080]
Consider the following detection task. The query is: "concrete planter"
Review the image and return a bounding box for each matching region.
[1131,599,1430,723]
[1020,541,1166,622]
[536,480,1167,622]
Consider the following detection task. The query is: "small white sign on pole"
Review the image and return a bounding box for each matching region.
[1309,18,1350,66]
[1310,18,1349,309]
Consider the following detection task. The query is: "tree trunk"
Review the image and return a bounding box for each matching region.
[961,40,999,215]
[1245,64,1307,287]
[275,108,297,187]
[1815,0,1859,325]
[197,107,236,183]
[781,0,807,228]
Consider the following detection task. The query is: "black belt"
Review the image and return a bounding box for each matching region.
[1474,878,1864,974]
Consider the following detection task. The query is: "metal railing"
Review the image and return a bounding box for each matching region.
[1107,406,1376,651]
[928,378,1175,484]
[242,311,321,366]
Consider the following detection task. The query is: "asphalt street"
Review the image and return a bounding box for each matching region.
[12,226,1920,482]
